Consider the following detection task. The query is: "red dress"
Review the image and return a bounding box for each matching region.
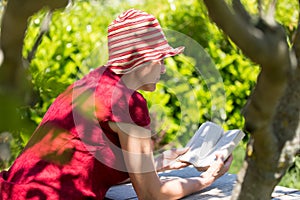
[0,67,151,199]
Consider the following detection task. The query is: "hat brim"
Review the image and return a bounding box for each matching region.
[160,46,185,60]
[133,45,185,71]
[108,45,185,74]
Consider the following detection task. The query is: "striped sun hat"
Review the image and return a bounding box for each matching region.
[106,9,184,74]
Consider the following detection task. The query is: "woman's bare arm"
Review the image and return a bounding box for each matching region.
[109,122,232,200]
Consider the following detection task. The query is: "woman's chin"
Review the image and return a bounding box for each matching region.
[140,84,156,92]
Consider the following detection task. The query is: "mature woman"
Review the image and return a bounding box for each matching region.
[0,9,232,199]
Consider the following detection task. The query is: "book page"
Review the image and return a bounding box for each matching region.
[212,129,245,159]
[178,122,245,168]
[178,122,224,167]
[194,129,245,167]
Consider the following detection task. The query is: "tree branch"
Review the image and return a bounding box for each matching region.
[292,1,300,65]
[232,0,252,23]
[258,0,263,18]
[203,0,269,66]
[265,0,277,25]
[27,12,53,63]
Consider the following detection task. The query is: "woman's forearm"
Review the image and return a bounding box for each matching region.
[148,175,215,200]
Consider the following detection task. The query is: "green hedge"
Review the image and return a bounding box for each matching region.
[2,0,298,190]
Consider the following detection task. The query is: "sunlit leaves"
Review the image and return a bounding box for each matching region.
[23,1,117,124]
[19,1,297,182]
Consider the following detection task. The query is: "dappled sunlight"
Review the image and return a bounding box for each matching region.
[0,67,132,199]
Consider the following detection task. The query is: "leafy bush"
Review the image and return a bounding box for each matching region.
[2,0,299,190]
[11,0,260,165]
[138,0,259,148]
[22,1,116,137]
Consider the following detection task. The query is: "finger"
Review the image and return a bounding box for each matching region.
[216,155,233,175]
[209,155,225,176]
[225,154,233,164]
[207,161,222,175]
[165,147,189,157]
[167,161,190,170]
[173,161,190,169]
[175,147,189,155]
[215,153,225,162]
[224,154,233,169]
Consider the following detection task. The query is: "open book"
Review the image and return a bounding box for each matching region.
[177,121,245,168]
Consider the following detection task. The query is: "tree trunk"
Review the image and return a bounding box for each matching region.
[202,0,300,199]
[0,0,68,132]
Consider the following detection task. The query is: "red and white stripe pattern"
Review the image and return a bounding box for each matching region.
[106,9,184,74]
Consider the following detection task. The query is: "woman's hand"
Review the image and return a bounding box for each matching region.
[200,154,233,186]
[155,148,190,172]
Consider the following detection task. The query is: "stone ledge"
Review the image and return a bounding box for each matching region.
[105,166,300,200]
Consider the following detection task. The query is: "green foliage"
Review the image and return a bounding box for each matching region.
[3,1,122,166]
[2,0,299,190]
[11,0,259,166]
[22,0,259,151]
[240,0,298,44]
[142,55,206,150]
[228,143,246,174]
[23,2,119,124]
[142,0,259,141]
[279,156,300,189]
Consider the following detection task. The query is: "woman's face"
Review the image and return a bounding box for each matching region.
[135,60,166,92]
